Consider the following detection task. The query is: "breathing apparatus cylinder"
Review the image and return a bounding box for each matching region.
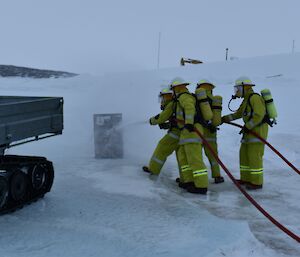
[211,95,223,126]
[195,88,213,121]
[261,89,278,121]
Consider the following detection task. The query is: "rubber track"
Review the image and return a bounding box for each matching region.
[0,194,45,215]
[0,155,54,215]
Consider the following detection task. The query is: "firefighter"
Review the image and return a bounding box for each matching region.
[196,79,224,183]
[222,76,268,189]
[170,77,208,194]
[143,88,181,177]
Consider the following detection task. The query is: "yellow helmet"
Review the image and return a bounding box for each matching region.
[234,76,255,98]
[158,88,173,107]
[235,76,255,87]
[196,79,215,89]
[159,88,173,96]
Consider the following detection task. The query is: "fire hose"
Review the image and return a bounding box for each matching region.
[224,121,300,175]
[192,125,300,243]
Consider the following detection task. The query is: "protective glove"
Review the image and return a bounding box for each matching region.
[184,124,194,132]
[169,117,178,128]
[207,123,217,133]
[149,114,160,125]
[239,125,250,134]
[221,116,229,124]
[149,118,155,125]
[159,123,170,130]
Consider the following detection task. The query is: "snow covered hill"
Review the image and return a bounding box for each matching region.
[0,53,299,257]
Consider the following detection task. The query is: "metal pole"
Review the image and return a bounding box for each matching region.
[157,32,161,69]
[226,48,229,61]
[292,40,295,53]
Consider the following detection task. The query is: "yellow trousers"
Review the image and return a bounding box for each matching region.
[203,128,221,178]
[149,131,179,175]
[177,143,208,189]
[239,142,265,185]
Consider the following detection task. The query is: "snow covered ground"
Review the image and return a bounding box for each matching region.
[0,53,299,257]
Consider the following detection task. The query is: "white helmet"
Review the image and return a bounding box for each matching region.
[169,77,189,89]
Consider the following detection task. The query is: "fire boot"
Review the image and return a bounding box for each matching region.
[142,166,152,174]
[236,179,249,185]
[246,183,263,190]
[214,176,224,184]
[178,182,194,189]
[186,184,207,195]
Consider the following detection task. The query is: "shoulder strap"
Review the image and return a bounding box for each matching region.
[192,93,209,127]
[246,93,260,121]
[207,96,213,107]
[172,98,177,115]
[177,91,192,99]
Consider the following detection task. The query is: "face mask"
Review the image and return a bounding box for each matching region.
[158,94,172,105]
[158,95,162,103]
[234,85,243,98]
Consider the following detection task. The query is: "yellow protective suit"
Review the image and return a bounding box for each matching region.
[148,101,181,175]
[202,91,221,178]
[174,89,208,189]
[223,88,268,186]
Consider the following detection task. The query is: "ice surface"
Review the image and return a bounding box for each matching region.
[0,53,299,256]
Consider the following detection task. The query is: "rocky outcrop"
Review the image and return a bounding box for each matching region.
[0,65,77,78]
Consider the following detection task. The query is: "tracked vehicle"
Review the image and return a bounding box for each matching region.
[0,96,63,214]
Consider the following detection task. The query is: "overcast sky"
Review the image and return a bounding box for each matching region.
[0,0,299,75]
